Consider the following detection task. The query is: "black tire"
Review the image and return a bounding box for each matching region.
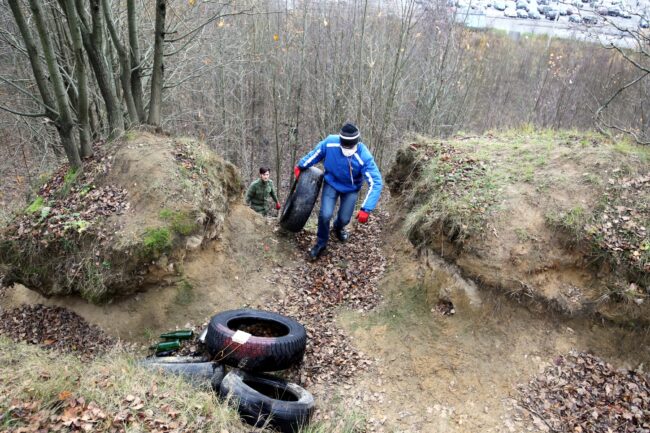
[219,369,314,433]
[279,166,324,232]
[211,364,226,391]
[141,360,225,388]
[141,355,211,364]
[205,309,306,372]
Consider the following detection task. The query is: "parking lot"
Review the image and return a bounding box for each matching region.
[454,0,649,45]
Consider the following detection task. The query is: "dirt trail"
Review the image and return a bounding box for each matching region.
[2,204,650,432]
[337,231,650,432]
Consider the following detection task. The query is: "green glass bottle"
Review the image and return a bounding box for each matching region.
[150,340,181,352]
[160,330,194,340]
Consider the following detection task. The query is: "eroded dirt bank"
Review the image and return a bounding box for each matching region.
[338,230,650,432]
[2,204,649,432]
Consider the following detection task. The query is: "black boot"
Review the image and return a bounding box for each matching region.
[335,227,349,242]
[309,244,326,260]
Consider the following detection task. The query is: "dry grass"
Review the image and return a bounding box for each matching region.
[0,338,367,432]
[0,338,245,432]
[398,130,647,247]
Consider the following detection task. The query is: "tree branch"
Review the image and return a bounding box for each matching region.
[0,104,49,118]
[0,76,60,115]
[164,8,256,44]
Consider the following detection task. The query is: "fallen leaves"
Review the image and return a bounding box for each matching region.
[267,211,388,387]
[0,304,115,360]
[3,147,129,245]
[517,351,650,433]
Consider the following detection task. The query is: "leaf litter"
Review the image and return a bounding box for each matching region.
[517,350,650,433]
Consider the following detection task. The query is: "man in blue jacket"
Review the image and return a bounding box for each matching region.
[294,123,383,260]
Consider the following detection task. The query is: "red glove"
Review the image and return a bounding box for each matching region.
[294,166,301,179]
[275,202,281,210]
[357,210,369,224]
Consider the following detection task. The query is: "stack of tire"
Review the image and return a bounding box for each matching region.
[205,309,313,432]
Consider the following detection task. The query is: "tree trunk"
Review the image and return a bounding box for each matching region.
[28,0,82,168]
[63,0,92,158]
[148,0,167,127]
[127,0,145,122]
[7,0,58,120]
[76,0,125,138]
[102,0,138,126]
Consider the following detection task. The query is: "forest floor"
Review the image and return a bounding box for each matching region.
[2,199,650,432]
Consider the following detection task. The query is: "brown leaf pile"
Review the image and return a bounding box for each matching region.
[0,304,115,360]
[4,148,128,244]
[585,174,650,273]
[518,351,650,433]
[268,211,387,387]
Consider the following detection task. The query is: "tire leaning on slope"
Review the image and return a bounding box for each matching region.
[279,166,324,232]
[205,309,307,372]
[219,369,314,433]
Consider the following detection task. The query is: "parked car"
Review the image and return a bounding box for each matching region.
[538,4,552,13]
[505,7,518,16]
[640,18,649,28]
[494,0,507,10]
[528,9,542,18]
[596,6,608,15]
[569,14,583,22]
[583,15,598,24]
[516,0,529,10]
[545,9,560,19]
[517,8,529,17]
[607,6,621,16]
[618,9,631,18]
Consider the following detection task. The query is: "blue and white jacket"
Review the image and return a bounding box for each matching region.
[297,135,383,212]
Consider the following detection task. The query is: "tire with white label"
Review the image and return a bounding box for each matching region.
[219,369,314,433]
[205,309,307,372]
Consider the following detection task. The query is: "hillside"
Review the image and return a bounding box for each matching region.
[387,129,649,323]
[0,132,241,302]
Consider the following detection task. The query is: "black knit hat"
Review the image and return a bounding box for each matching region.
[339,123,360,148]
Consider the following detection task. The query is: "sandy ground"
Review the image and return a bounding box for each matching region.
[336,235,650,432]
[3,204,650,432]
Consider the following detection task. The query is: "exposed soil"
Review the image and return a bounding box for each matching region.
[336,226,650,432]
[2,201,650,432]
[0,204,289,341]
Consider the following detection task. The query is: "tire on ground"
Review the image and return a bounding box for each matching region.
[219,369,314,433]
[205,309,306,372]
[141,360,225,388]
[279,166,324,232]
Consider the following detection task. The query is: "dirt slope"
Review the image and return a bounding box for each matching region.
[387,131,649,324]
[1,204,291,341]
[0,132,241,302]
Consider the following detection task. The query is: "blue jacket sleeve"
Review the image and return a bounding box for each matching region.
[297,140,326,169]
[359,157,383,212]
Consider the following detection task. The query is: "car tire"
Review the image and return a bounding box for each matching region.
[141,360,225,388]
[279,166,324,232]
[205,309,307,372]
[219,369,314,433]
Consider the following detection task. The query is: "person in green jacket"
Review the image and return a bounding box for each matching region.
[246,167,281,216]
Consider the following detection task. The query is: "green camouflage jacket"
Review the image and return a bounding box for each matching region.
[245,179,279,215]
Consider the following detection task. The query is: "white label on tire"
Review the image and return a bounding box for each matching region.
[232,330,251,344]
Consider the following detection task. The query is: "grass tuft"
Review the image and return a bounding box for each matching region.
[143,227,172,257]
